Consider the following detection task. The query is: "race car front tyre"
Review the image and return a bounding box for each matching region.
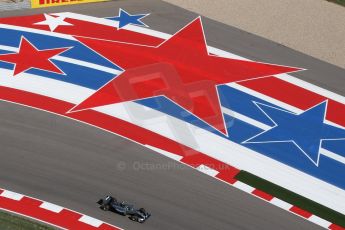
[102,204,110,211]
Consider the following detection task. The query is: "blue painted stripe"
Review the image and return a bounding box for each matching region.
[0,28,121,72]
[322,141,345,158]
[0,50,10,54]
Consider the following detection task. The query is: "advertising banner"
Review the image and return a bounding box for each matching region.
[31,0,108,8]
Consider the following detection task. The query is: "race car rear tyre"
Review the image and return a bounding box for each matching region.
[102,204,110,211]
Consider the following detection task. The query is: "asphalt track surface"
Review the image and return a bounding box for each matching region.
[0,0,343,229]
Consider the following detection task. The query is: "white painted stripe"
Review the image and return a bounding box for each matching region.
[55,12,119,29]
[233,181,255,193]
[0,45,17,52]
[53,56,122,75]
[145,145,183,161]
[78,215,103,227]
[270,198,293,210]
[325,120,345,129]
[39,202,63,213]
[320,148,345,164]
[0,190,24,201]
[196,164,219,177]
[222,106,271,130]
[0,45,121,75]
[0,24,75,41]
[276,74,345,105]
[308,215,332,228]
[0,68,93,104]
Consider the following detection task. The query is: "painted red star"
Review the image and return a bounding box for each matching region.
[70,18,303,135]
[0,37,69,76]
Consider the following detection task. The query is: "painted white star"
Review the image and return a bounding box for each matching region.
[34,14,73,32]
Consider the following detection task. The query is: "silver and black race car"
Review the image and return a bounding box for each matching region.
[97,195,151,223]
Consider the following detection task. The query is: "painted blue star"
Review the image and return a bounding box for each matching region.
[243,100,345,166]
[106,8,150,29]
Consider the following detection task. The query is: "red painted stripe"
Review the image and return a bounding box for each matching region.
[327,100,345,127]
[239,77,324,110]
[252,189,274,201]
[289,206,313,218]
[56,210,99,230]
[181,154,240,175]
[216,173,238,185]
[238,77,345,127]
[329,223,345,230]
[0,192,121,230]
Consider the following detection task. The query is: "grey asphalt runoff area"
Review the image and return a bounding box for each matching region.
[1,0,343,229]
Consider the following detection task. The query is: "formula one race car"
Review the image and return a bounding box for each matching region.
[97,195,151,223]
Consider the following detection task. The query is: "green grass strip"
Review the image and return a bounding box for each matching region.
[327,0,345,6]
[235,171,345,227]
[0,210,55,230]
